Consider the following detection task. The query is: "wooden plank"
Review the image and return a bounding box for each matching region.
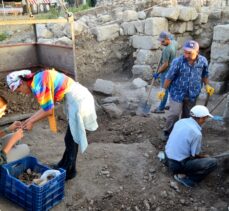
[0,18,71,26]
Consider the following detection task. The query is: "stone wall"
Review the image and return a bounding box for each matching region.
[208,24,229,93]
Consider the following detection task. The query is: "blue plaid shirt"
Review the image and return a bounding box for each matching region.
[165,55,208,103]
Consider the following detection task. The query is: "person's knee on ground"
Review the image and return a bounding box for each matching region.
[6,144,30,163]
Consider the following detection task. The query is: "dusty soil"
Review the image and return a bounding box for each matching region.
[0,14,228,211]
[0,76,228,211]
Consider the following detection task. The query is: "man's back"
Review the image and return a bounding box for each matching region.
[165,117,202,161]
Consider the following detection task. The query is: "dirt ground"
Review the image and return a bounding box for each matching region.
[0,70,228,211]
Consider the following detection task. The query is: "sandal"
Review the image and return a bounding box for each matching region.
[151,108,165,113]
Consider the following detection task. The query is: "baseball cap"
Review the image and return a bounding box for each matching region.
[183,40,199,51]
[158,31,171,41]
[190,105,213,118]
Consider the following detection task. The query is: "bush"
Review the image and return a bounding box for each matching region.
[0,33,8,41]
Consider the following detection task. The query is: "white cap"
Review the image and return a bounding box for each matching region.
[190,105,213,118]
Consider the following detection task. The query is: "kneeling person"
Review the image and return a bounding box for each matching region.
[0,96,29,163]
[165,105,217,187]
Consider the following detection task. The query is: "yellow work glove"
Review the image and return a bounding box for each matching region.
[157,89,166,100]
[205,84,214,96]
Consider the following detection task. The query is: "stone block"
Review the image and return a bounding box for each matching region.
[186,21,193,31]
[131,35,160,50]
[93,79,115,95]
[102,103,123,118]
[131,65,152,80]
[121,22,136,35]
[74,20,88,35]
[92,24,120,42]
[209,62,229,82]
[213,24,229,43]
[122,10,138,22]
[138,11,146,20]
[135,49,161,65]
[144,17,168,36]
[195,13,208,24]
[169,22,186,34]
[132,78,148,89]
[150,6,180,21]
[178,6,198,21]
[55,37,72,46]
[211,42,229,63]
[133,20,144,34]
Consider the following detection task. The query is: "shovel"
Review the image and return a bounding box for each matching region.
[136,56,161,117]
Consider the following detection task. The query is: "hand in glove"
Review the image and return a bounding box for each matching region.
[157,89,166,100]
[205,84,214,96]
[152,73,159,80]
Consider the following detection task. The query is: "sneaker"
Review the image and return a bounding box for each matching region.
[174,174,195,188]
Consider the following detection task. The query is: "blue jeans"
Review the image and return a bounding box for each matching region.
[166,157,217,183]
[158,73,169,111]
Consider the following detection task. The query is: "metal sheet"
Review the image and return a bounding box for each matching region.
[0,44,38,72]
[37,44,74,75]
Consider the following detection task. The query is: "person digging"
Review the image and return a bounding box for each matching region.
[152,31,178,114]
[164,105,217,187]
[0,96,30,165]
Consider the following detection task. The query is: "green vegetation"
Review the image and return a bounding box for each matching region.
[0,33,8,41]
[35,3,91,19]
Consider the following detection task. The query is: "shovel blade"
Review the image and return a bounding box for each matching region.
[136,101,151,117]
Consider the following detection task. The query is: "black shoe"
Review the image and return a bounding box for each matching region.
[65,171,77,181]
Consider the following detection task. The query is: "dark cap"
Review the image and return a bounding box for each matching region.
[183,40,199,51]
[158,31,171,41]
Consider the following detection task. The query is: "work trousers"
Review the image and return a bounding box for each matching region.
[158,74,169,111]
[164,98,196,135]
[166,156,217,183]
[58,125,78,177]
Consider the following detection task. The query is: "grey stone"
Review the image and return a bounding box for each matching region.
[135,49,161,65]
[133,20,144,34]
[121,22,136,35]
[211,42,229,63]
[131,35,160,50]
[208,10,222,20]
[195,30,212,48]
[169,22,187,34]
[178,6,198,21]
[93,79,115,95]
[36,24,53,39]
[131,65,152,80]
[150,6,180,21]
[101,97,120,104]
[102,103,123,118]
[74,20,88,35]
[97,14,112,23]
[213,24,229,43]
[144,17,168,36]
[132,78,148,89]
[122,10,138,22]
[186,21,193,31]
[138,11,146,20]
[92,24,120,42]
[209,62,229,81]
[55,36,72,46]
[195,13,208,24]
[176,34,193,49]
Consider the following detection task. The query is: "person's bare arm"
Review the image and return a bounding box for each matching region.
[163,79,172,89]
[22,108,52,130]
[158,61,169,74]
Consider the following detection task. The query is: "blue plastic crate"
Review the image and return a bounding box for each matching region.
[0,156,66,211]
